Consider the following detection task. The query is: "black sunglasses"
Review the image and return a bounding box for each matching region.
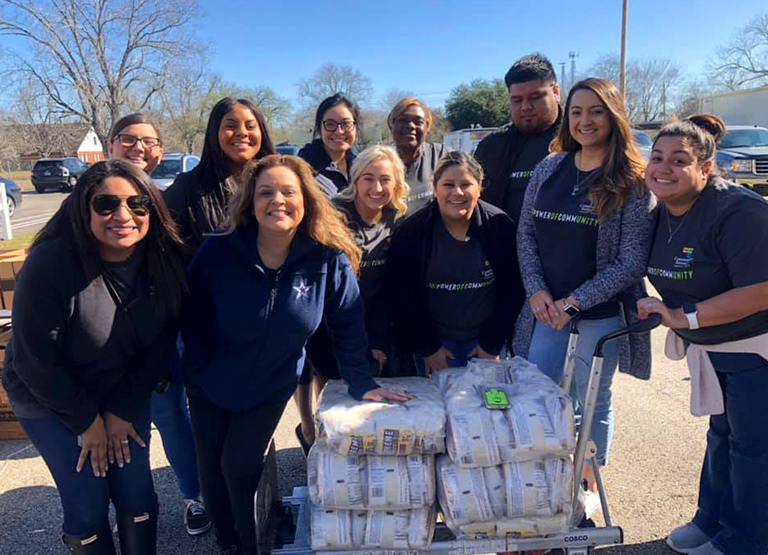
[91,194,152,216]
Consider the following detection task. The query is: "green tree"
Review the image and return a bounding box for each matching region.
[445,78,509,130]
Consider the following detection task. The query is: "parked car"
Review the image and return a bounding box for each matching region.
[151,151,200,191]
[716,125,768,195]
[632,129,653,160]
[276,145,301,156]
[0,176,22,217]
[31,157,90,193]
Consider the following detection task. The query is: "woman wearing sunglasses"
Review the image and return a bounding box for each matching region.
[298,93,360,197]
[107,113,212,536]
[164,97,276,256]
[1,160,187,554]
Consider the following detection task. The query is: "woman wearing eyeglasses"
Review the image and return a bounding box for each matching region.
[298,93,360,197]
[108,113,212,537]
[1,160,187,554]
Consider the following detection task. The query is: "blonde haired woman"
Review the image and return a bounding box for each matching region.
[337,145,408,373]
[181,154,409,555]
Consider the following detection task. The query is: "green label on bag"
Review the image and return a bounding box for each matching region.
[484,388,510,409]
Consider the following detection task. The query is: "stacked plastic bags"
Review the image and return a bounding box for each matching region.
[309,378,445,551]
[435,358,576,539]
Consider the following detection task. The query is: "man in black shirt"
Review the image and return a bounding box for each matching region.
[475,52,562,226]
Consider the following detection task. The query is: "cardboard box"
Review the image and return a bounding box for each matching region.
[0,256,25,311]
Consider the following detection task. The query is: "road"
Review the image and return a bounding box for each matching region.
[9,191,69,237]
[0,324,709,555]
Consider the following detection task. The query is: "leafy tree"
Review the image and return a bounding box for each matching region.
[444,78,509,130]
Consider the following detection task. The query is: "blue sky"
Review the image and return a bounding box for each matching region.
[198,0,765,108]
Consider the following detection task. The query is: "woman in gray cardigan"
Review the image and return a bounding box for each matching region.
[513,78,655,516]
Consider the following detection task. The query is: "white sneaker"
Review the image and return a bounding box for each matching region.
[666,522,712,554]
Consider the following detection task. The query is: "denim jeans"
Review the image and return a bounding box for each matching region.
[526,315,622,465]
[151,336,201,500]
[20,404,156,536]
[692,352,768,555]
[415,338,479,377]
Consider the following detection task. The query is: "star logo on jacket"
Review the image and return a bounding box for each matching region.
[293,279,310,300]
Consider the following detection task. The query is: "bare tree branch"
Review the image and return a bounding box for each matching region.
[296,63,374,109]
[0,0,202,152]
[707,13,768,90]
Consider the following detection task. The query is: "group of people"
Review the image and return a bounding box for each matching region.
[2,52,766,555]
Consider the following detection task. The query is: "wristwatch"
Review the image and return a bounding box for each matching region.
[683,303,700,330]
[562,302,581,318]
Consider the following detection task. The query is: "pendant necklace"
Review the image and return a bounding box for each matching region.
[572,152,598,196]
[665,198,698,244]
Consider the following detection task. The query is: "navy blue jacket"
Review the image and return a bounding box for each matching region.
[181,223,379,411]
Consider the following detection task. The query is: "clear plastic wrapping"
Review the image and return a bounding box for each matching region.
[316,377,446,456]
[309,503,436,551]
[307,443,436,510]
[443,359,576,466]
[436,454,572,539]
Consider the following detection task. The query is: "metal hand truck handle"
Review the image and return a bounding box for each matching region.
[565,313,662,524]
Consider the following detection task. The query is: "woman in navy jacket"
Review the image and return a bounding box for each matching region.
[181,154,409,554]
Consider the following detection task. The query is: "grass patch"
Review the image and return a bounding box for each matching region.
[0,171,33,192]
[0,231,36,249]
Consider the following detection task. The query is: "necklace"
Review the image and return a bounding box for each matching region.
[665,204,693,245]
[572,153,598,196]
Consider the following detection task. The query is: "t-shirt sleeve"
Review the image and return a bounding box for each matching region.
[717,196,768,288]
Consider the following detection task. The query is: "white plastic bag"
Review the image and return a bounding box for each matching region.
[309,503,436,551]
[316,377,446,456]
[307,443,436,510]
[436,454,573,529]
[443,359,575,466]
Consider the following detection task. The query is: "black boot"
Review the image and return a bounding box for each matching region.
[61,528,116,554]
[116,506,158,555]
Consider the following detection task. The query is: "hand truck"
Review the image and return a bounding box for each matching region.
[258,314,662,555]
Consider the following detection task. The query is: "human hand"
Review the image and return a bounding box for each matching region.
[103,411,146,468]
[637,296,686,329]
[530,290,560,327]
[466,344,499,360]
[370,349,387,374]
[76,414,108,477]
[424,346,455,376]
[362,387,413,404]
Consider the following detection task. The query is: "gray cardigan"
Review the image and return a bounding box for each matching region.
[513,151,656,379]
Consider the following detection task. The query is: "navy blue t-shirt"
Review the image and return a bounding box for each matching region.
[647,179,768,345]
[533,153,618,319]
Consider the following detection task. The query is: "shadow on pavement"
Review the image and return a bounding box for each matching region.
[598,538,674,553]
[0,438,38,460]
[0,484,62,553]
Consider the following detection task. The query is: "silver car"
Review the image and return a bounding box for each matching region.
[151,152,200,191]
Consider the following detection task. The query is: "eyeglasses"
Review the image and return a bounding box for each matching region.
[321,120,355,133]
[114,134,162,148]
[91,194,152,216]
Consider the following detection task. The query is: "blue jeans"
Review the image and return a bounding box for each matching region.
[526,316,622,465]
[151,336,201,500]
[692,352,768,555]
[20,404,156,536]
[415,338,479,377]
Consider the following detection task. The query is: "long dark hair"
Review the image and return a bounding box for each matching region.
[551,78,646,220]
[197,97,276,186]
[31,160,188,316]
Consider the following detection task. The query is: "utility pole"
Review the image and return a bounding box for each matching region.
[559,61,567,89]
[569,52,578,87]
[620,0,628,94]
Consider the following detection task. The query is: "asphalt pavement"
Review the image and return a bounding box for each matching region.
[7,191,69,237]
[0,325,708,555]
